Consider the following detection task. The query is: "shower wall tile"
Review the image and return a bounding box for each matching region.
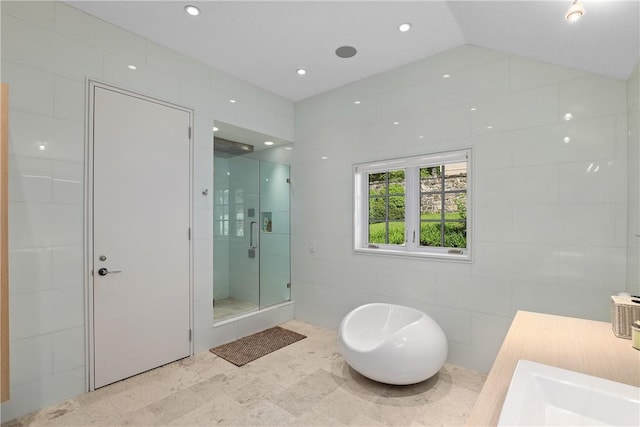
[435,275,511,317]
[53,76,84,123]
[511,281,612,320]
[9,247,54,295]
[52,160,83,205]
[52,326,85,374]
[9,156,53,203]
[559,75,627,120]
[2,0,56,29]
[10,287,84,341]
[52,246,83,289]
[1,62,55,116]
[509,55,589,92]
[557,246,626,290]
[628,62,640,295]
[8,111,84,162]
[467,59,510,103]
[1,15,104,82]
[472,132,512,171]
[10,334,53,386]
[54,3,147,57]
[102,53,181,103]
[474,205,513,243]
[559,160,626,204]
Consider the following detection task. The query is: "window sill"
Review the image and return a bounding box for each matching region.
[353,247,471,262]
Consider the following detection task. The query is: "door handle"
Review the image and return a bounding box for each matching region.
[97,267,123,276]
[249,221,258,249]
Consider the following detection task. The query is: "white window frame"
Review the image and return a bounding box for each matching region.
[353,148,472,261]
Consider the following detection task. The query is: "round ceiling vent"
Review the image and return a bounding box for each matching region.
[335,45,357,59]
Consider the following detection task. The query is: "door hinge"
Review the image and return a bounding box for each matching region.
[189,329,192,342]
[188,127,192,139]
[188,227,191,240]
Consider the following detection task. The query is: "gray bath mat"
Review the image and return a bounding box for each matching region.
[209,326,306,366]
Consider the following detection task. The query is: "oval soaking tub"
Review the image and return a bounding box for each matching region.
[338,303,448,385]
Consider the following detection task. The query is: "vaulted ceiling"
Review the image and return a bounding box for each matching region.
[66,1,640,102]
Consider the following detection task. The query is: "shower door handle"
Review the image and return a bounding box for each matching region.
[249,221,258,249]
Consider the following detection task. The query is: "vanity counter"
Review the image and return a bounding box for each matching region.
[467,310,640,426]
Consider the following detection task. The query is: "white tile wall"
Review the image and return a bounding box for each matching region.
[1,0,636,420]
[628,62,640,294]
[1,1,294,421]
[292,45,631,374]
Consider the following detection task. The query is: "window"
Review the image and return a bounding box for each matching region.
[354,149,471,260]
[214,188,229,236]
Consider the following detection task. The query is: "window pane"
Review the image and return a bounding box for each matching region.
[421,194,441,218]
[421,166,442,192]
[389,196,405,220]
[444,222,466,248]
[389,170,405,185]
[445,162,467,191]
[369,197,386,221]
[216,205,228,221]
[420,222,442,247]
[369,172,386,196]
[216,189,229,204]
[235,212,244,237]
[445,193,466,219]
[388,221,405,244]
[368,223,386,244]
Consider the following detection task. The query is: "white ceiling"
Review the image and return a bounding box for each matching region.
[66,0,640,102]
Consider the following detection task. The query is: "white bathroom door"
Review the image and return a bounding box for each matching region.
[91,84,192,388]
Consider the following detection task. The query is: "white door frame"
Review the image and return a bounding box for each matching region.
[84,80,194,391]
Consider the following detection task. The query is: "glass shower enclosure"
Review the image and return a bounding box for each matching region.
[213,151,291,322]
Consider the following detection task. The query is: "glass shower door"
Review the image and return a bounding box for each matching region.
[213,156,290,322]
[214,155,259,320]
[259,161,291,308]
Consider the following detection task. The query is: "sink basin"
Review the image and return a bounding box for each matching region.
[498,360,640,426]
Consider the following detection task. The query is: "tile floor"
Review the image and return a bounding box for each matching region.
[4,320,486,426]
[213,298,258,322]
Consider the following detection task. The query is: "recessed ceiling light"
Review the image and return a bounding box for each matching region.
[442,74,451,79]
[264,141,274,146]
[563,136,571,143]
[37,142,46,151]
[335,46,357,59]
[398,23,411,32]
[470,107,477,111]
[354,100,361,105]
[127,65,137,70]
[393,121,400,125]
[565,0,585,22]
[184,5,200,16]
[213,126,219,132]
[321,156,328,160]
[486,125,493,130]
[296,68,307,76]
[229,99,236,104]
[563,113,573,121]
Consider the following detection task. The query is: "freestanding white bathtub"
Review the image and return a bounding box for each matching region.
[338,303,448,385]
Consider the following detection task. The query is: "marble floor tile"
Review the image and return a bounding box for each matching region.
[5,321,486,427]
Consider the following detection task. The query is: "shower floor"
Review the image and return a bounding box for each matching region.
[214,298,258,322]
